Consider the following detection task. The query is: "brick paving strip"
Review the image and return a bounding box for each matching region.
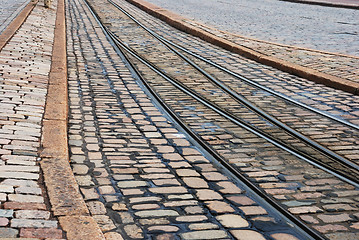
[125,0,359,95]
[0,0,38,51]
[0,0,64,238]
[0,0,103,238]
[39,0,105,238]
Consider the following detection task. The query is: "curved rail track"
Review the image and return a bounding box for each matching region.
[82,0,359,238]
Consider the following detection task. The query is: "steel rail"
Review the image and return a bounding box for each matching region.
[89,0,359,185]
[107,0,359,174]
[82,1,327,239]
[109,0,359,133]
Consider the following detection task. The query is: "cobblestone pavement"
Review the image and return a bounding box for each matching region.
[144,0,359,56]
[66,0,311,239]
[87,0,359,239]
[0,0,64,238]
[0,0,29,34]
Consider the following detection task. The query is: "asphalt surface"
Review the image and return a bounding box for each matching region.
[144,0,359,56]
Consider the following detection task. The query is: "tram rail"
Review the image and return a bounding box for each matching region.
[83,0,359,238]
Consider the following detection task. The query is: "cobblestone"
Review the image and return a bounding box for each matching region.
[0,0,63,237]
[64,0,350,238]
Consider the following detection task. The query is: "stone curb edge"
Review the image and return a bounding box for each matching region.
[40,0,105,239]
[280,0,359,10]
[125,0,359,95]
[0,0,38,51]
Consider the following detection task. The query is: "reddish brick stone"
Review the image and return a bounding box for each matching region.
[313,224,347,233]
[227,196,255,205]
[317,213,351,223]
[3,202,47,210]
[20,228,63,238]
[271,233,300,240]
[205,201,235,213]
[0,217,9,226]
[239,206,267,215]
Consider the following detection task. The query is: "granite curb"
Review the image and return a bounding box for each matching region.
[40,0,105,238]
[125,0,359,95]
[0,0,38,51]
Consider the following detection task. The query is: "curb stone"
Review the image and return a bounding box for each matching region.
[39,0,105,238]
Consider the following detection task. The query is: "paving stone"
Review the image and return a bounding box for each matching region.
[239,206,267,215]
[206,201,235,213]
[92,215,116,231]
[87,201,107,215]
[325,232,359,240]
[153,179,181,186]
[150,186,187,194]
[0,228,19,238]
[122,188,145,195]
[188,223,219,230]
[227,196,255,205]
[8,194,43,203]
[15,186,42,195]
[72,164,89,175]
[117,181,148,188]
[80,187,100,200]
[202,172,228,181]
[112,203,128,211]
[124,224,143,238]
[216,181,242,194]
[196,189,223,200]
[288,206,323,214]
[230,230,266,240]
[104,232,124,240]
[139,218,170,226]
[15,210,50,219]
[130,196,162,203]
[0,185,14,193]
[300,215,320,224]
[216,214,249,228]
[0,209,14,218]
[313,224,347,233]
[148,225,179,233]
[168,194,193,200]
[176,215,208,222]
[181,230,228,239]
[11,219,58,228]
[322,204,357,211]
[184,206,204,214]
[118,212,135,224]
[271,233,300,240]
[317,213,352,223]
[176,169,200,177]
[183,177,208,188]
[135,210,179,218]
[154,233,176,240]
[132,203,160,210]
[20,228,64,239]
[3,202,47,210]
[0,217,10,226]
